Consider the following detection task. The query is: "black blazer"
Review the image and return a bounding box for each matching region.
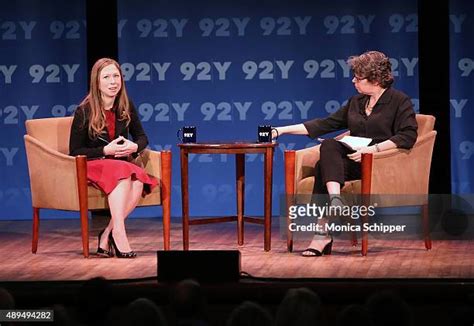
[69,101,148,159]
[303,87,418,149]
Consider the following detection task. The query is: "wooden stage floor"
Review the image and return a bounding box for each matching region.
[1,217,474,282]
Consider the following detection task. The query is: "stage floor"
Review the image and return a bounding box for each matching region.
[1,217,474,282]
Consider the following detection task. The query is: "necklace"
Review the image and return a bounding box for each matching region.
[366,88,386,113]
[366,99,375,113]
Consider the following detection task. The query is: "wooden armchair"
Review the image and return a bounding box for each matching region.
[24,116,171,257]
[284,114,437,256]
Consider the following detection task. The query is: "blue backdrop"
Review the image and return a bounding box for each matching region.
[0,0,87,220]
[117,0,419,219]
[450,0,473,194]
[1,0,425,220]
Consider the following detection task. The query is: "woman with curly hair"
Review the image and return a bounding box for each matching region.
[273,51,418,257]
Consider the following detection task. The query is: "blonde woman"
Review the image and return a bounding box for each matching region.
[70,58,157,258]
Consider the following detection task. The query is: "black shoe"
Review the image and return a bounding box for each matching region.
[322,237,333,255]
[302,236,333,257]
[97,229,114,258]
[109,234,137,258]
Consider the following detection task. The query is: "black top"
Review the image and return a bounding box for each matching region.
[69,101,148,159]
[303,87,418,149]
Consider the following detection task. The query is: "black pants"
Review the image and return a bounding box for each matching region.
[312,139,361,194]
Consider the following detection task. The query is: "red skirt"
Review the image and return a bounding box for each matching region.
[87,159,158,196]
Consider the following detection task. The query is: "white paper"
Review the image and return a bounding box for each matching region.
[337,135,372,150]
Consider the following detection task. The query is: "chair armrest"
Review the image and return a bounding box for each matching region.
[368,131,437,194]
[294,145,321,183]
[139,149,172,189]
[24,135,81,210]
[284,145,320,200]
[140,149,162,178]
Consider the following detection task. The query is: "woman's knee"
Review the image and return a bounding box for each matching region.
[132,179,144,189]
[320,138,340,154]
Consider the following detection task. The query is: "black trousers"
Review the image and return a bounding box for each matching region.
[312,139,361,194]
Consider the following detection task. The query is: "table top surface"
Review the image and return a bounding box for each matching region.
[178,141,278,149]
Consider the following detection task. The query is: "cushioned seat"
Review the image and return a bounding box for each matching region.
[24,116,172,257]
[284,114,437,255]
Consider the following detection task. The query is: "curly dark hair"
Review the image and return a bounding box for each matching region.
[348,51,394,88]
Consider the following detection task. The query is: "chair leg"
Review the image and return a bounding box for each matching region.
[423,204,432,250]
[351,231,358,246]
[361,229,368,256]
[32,207,40,253]
[360,153,373,256]
[360,205,369,256]
[284,150,296,252]
[76,155,89,258]
[236,154,245,246]
[161,150,172,250]
[79,207,89,258]
[162,198,171,251]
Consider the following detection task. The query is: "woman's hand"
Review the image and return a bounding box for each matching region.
[113,136,138,158]
[103,136,124,156]
[272,128,280,139]
[103,136,138,157]
[347,145,377,162]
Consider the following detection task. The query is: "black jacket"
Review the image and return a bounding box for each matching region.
[69,101,148,159]
[303,87,418,149]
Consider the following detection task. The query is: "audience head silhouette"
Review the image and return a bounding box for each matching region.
[170,279,208,325]
[0,287,15,309]
[366,290,413,326]
[51,304,72,326]
[275,287,323,326]
[336,304,373,326]
[226,300,272,326]
[76,277,113,325]
[121,297,167,326]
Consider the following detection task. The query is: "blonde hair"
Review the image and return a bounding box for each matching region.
[79,58,131,139]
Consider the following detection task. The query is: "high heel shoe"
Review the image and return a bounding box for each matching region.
[302,234,333,257]
[97,229,114,258]
[109,234,137,258]
[322,237,333,255]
